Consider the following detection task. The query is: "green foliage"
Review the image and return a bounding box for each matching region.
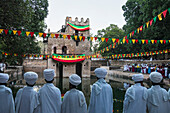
[122,0,170,58]
[0,0,48,65]
[97,24,125,56]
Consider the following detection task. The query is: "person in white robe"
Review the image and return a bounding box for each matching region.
[61,74,87,113]
[88,68,113,113]
[0,73,15,113]
[147,72,169,113]
[38,69,61,113]
[15,72,39,113]
[123,74,148,113]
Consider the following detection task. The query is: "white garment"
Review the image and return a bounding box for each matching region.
[61,88,87,113]
[38,83,61,113]
[0,63,6,72]
[123,83,148,113]
[164,67,168,77]
[124,65,128,71]
[147,85,169,113]
[15,86,39,113]
[0,85,15,113]
[88,78,113,113]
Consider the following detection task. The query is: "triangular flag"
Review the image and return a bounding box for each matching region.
[162,9,168,18]
[132,39,135,44]
[129,40,132,43]
[112,38,116,43]
[160,40,163,44]
[137,28,140,33]
[142,40,145,44]
[169,40,170,43]
[116,39,119,43]
[67,35,70,39]
[135,39,138,43]
[125,39,129,44]
[105,38,108,42]
[34,32,39,36]
[47,33,50,38]
[101,38,105,42]
[139,26,143,31]
[87,37,90,41]
[90,37,93,41]
[39,33,43,37]
[145,40,148,44]
[83,36,85,41]
[8,30,12,35]
[74,35,77,40]
[143,24,146,29]
[153,16,157,23]
[30,32,34,37]
[163,40,166,44]
[150,19,153,26]
[146,21,149,28]
[132,31,134,36]
[79,36,82,41]
[123,39,125,43]
[151,40,154,44]
[4,29,8,35]
[59,34,62,38]
[21,31,25,36]
[0,29,3,34]
[13,30,17,35]
[26,31,30,36]
[94,37,98,41]
[51,33,55,38]
[98,37,101,41]
[154,40,157,44]
[168,8,170,15]
[63,35,66,39]
[158,13,162,21]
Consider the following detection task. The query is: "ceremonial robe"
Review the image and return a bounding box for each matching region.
[88,78,113,113]
[38,83,61,113]
[0,85,15,113]
[61,89,87,113]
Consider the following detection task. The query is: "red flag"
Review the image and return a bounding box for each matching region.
[67,35,70,39]
[163,40,166,44]
[4,29,8,35]
[150,19,153,26]
[135,39,138,43]
[116,39,119,43]
[125,39,129,43]
[82,36,85,41]
[30,32,34,37]
[162,9,168,18]
[94,37,98,40]
[140,25,143,31]
[132,31,134,36]
[125,36,127,39]
[105,38,109,42]
[154,40,157,43]
[43,33,47,38]
[17,31,21,36]
[145,40,148,44]
[55,34,59,38]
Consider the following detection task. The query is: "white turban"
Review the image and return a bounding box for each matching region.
[0,73,9,83]
[24,72,38,85]
[149,72,162,83]
[69,74,81,86]
[94,68,107,78]
[44,69,55,81]
[132,74,144,82]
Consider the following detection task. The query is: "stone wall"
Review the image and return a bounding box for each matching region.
[91,60,108,67]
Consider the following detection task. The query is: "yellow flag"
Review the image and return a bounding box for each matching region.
[137,28,140,33]
[101,38,105,42]
[123,39,125,43]
[79,36,82,41]
[132,39,135,44]
[51,33,55,38]
[63,35,66,39]
[13,30,17,35]
[90,37,93,41]
[39,33,43,37]
[0,29,3,34]
[142,40,145,44]
[151,40,154,44]
[169,40,170,43]
[74,35,77,40]
[146,21,149,28]
[112,38,116,43]
[160,40,163,44]
[26,32,30,36]
[130,33,132,38]
[158,13,162,21]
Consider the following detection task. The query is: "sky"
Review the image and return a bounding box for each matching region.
[45,0,127,36]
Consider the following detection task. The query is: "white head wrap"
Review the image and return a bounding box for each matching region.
[0,73,9,83]
[69,74,81,86]
[132,74,144,82]
[44,69,55,81]
[94,68,107,78]
[24,72,38,85]
[149,72,162,83]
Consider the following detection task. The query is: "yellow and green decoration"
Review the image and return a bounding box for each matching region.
[52,54,85,63]
[67,22,90,31]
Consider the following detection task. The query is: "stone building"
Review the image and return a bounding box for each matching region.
[47,17,91,78]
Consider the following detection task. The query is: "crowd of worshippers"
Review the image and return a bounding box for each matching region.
[0,68,169,113]
[123,63,170,78]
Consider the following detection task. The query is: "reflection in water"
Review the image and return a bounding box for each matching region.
[11,77,125,112]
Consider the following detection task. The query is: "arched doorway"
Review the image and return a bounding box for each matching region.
[53,47,57,54]
[62,46,67,54]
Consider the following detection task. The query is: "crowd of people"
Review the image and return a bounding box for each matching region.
[0,68,169,113]
[124,63,170,78]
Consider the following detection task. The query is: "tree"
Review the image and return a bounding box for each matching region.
[122,0,170,59]
[0,0,48,65]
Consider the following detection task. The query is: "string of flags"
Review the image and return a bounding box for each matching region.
[0,8,169,42]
